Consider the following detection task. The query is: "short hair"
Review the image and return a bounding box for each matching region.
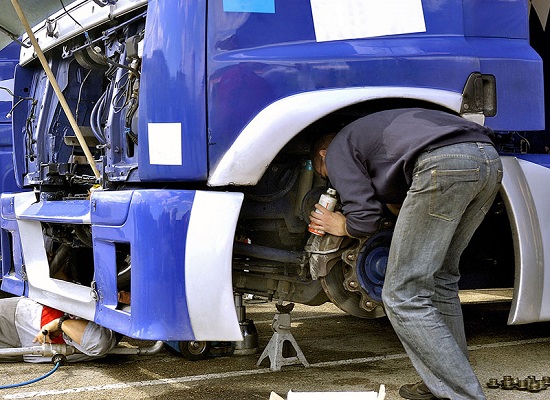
[311,132,337,157]
[310,132,337,167]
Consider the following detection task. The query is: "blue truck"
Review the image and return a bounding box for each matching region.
[0,0,548,348]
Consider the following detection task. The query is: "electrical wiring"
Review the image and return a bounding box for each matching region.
[1,86,36,118]
[0,84,38,161]
[112,71,132,114]
[90,87,108,145]
[75,69,92,124]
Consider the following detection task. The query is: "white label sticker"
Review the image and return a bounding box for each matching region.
[148,122,183,165]
[310,0,426,42]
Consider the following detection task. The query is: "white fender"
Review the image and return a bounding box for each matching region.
[208,87,464,187]
[501,156,550,324]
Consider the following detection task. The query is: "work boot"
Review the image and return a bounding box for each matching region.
[399,381,438,400]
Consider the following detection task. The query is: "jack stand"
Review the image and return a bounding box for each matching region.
[234,293,259,355]
[256,302,309,371]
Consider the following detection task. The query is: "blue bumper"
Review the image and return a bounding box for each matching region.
[1,189,244,341]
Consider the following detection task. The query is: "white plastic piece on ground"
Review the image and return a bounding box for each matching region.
[269,384,385,400]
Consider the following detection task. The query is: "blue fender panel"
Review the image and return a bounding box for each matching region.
[92,190,195,339]
[0,193,25,296]
[138,0,208,181]
[92,189,243,341]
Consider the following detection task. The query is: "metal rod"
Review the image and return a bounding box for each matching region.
[0,341,164,358]
[106,340,165,355]
[0,346,44,357]
[10,0,101,179]
[233,242,304,264]
[0,343,77,357]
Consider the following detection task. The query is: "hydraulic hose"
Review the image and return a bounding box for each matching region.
[0,341,163,389]
[0,360,61,389]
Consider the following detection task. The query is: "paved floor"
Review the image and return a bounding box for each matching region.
[0,299,549,399]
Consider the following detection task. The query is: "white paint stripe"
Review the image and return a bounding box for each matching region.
[467,337,550,350]
[185,191,244,341]
[2,369,273,399]
[4,337,550,399]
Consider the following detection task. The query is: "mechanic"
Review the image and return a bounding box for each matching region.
[0,294,128,363]
[309,108,502,400]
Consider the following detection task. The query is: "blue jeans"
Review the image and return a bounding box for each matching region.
[382,142,502,400]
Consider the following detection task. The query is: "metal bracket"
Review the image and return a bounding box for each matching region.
[92,0,118,6]
[46,19,58,38]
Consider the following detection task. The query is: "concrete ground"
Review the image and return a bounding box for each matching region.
[0,297,549,399]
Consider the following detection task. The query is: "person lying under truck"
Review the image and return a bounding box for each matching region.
[0,294,129,363]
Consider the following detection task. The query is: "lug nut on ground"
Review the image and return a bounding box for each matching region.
[488,375,549,393]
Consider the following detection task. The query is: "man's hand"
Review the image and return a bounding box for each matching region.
[34,317,89,345]
[118,291,131,305]
[33,318,61,344]
[309,204,348,236]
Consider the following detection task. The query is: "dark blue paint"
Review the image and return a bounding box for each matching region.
[0,42,20,289]
[0,193,26,295]
[11,65,34,188]
[206,0,543,169]
[92,190,195,340]
[463,0,529,39]
[514,153,550,169]
[138,0,208,181]
[0,42,19,192]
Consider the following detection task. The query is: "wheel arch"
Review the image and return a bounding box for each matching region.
[207,87,466,187]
